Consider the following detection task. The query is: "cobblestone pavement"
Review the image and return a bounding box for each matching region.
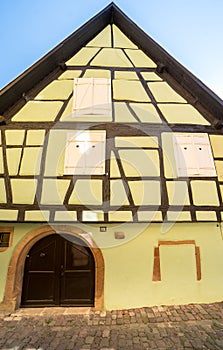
[1,302,223,349]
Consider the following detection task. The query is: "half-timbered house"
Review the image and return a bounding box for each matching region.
[1,3,223,311]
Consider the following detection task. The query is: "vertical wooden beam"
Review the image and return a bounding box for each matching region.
[152,247,161,281]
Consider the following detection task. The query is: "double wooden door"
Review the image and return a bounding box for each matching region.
[21,234,95,307]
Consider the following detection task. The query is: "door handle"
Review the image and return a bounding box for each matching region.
[61,271,64,277]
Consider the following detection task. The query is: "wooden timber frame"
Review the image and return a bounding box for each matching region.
[0,3,223,224]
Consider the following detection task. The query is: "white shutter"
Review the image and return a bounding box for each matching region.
[193,134,216,176]
[85,132,106,174]
[73,78,94,115]
[174,133,216,177]
[174,135,198,176]
[72,78,111,116]
[64,131,106,175]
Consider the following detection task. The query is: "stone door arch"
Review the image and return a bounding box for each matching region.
[0,225,104,312]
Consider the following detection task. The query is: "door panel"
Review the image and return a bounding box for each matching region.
[21,234,95,307]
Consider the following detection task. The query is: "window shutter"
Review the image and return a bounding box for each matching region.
[85,132,106,174]
[64,131,106,175]
[174,133,216,177]
[193,134,216,176]
[174,135,198,176]
[73,78,111,116]
[64,135,86,175]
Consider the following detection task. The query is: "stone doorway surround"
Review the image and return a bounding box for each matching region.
[0,225,105,312]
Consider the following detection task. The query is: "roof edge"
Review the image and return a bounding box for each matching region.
[112,5,223,123]
[0,3,114,114]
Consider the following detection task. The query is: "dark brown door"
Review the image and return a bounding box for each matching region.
[21,234,95,307]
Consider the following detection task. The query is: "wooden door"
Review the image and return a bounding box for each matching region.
[21,234,95,307]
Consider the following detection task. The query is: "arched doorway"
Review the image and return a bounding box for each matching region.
[0,226,104,312]
[21,234,95,307]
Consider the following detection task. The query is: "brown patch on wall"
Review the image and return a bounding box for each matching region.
[0,225,105,312]
[152,240,201,282]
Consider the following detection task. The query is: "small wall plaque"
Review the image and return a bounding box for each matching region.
[114,232,125,239]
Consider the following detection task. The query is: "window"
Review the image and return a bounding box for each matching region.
[64,130,106,175]
[73,78,111,116]
[173,133,216,177]
[0,232,10,247]
[0,227,13,250]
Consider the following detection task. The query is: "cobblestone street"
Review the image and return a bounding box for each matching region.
[1,302,223,349]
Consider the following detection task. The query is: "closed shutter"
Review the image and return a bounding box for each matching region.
[193,135,216,176]
[64,131,106,175]
[73,78,111,116]
[174,133,216,177]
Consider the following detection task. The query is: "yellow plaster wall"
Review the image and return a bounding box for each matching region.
[20,148,42,175]
[166,211,191,221]
[40,179,70,205]
[66,47,100,66]
[86,25,111,47]
[26,130,45,145]
[90,48,133,67]
[148,82,186,103]
[191,181,219,206]
[141,72,162,81]
[101,223,223,309]
[83,69,110,79]
[130,103,162,123]
[113,80,150,101]
[0,178,6,203]
[0,210,18,221]
[137,211,162,221]
[196,211,217,221]
[215,161,223,181]
[44,130,67,176]
[108,211,133,221]
[114,71,138,80]
[6,149,22,176]
[110,180,129,206]
[119,149,160,177]
[210,135,223,157]
[115,136,158,148]
[124,49,156,68]
[113,25,137,49]
[25,211,50,221]
[12,101,63,122]
[162,132,180,178]
[129,180,161,205]
[11,179,37,204]
[1,223,223,309]
[69,179,102,205]
[35,80,73,100]
[54,211,77,221]
[114,103,137,123]
[110,151,121,178]
[5,130,25,145]
[159,104,210,125]
[58,70,82,80]
[166,181,190,206]
[0,148,3,174]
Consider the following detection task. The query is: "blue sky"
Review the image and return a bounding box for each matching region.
[1,0,223,98]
